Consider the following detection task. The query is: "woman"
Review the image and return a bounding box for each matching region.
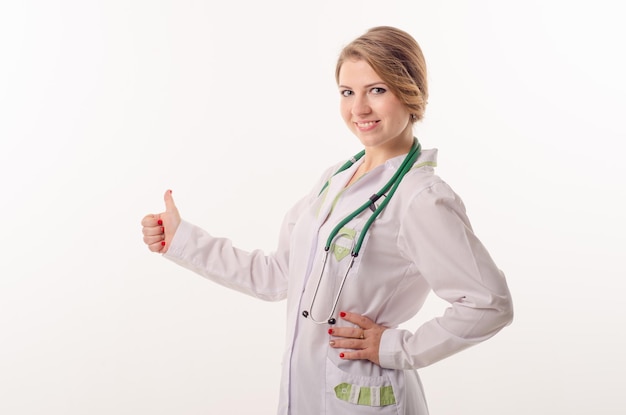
[141,26,513,414]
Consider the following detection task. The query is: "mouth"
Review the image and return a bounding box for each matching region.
[354,120,380,131]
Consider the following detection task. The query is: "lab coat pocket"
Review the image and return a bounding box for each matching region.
[330,227,357,262]
[325,358,402,414]
[329,226,369,277]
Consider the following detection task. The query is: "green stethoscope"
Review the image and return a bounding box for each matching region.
[302,138,421,325]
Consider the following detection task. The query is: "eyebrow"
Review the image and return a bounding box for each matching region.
[338,82,386,89]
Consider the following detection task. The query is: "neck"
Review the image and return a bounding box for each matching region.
[345,136,416,188]
[360,136,415,173]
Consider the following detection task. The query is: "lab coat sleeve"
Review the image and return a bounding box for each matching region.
[378,181,514,370]
[161,193,313,302]
[161,165,337,302]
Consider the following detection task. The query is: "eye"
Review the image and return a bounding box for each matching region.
[370,87,386,95]
[340,89,353,97]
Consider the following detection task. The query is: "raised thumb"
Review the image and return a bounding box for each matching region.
[163,189,178,213]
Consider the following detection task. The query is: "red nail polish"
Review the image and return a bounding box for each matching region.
[339,353,345,358]
[161,241,166,246]
[328,329,333,335]
[340,312,346,318]
[158,219,163,226]
[161,227,165,233]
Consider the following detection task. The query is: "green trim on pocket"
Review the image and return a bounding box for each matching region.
[331,227,356,261]
[380,385,396,405]
[357,386,371,405]
[334,382,352,401]
[334,382,396,406]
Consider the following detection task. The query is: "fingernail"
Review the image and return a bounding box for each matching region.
[328,329,333,335]
[339,353,345,358]
[329,341,335,346]
[169,190,172,194]
[340,311,346,318]
[161,227,164,233]
[161,241,166,246]
[158,219,163,226]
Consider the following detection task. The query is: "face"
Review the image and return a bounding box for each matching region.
[338,59,413,152]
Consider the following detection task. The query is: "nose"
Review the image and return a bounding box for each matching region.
[352,94,371,117]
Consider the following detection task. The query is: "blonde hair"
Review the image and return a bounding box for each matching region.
[335,26,428,123]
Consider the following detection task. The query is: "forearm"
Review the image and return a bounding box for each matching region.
[163,220,289,301]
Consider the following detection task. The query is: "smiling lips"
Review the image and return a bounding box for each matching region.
[355,120,379,131]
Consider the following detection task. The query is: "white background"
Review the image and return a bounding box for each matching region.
[1,0,624,414]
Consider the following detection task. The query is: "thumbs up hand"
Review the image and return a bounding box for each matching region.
[141,189,182,254]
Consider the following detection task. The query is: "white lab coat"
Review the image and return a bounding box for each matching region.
[163,148,514,414]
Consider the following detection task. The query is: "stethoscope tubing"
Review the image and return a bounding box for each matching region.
[305,249,357,325]
[324,139,421,256]
[302,139,422,325]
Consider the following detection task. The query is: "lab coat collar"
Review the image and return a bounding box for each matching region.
[315,148,438,226]
[384,147,438,170]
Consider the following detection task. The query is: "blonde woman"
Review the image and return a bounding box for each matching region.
[142,26,513,414]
